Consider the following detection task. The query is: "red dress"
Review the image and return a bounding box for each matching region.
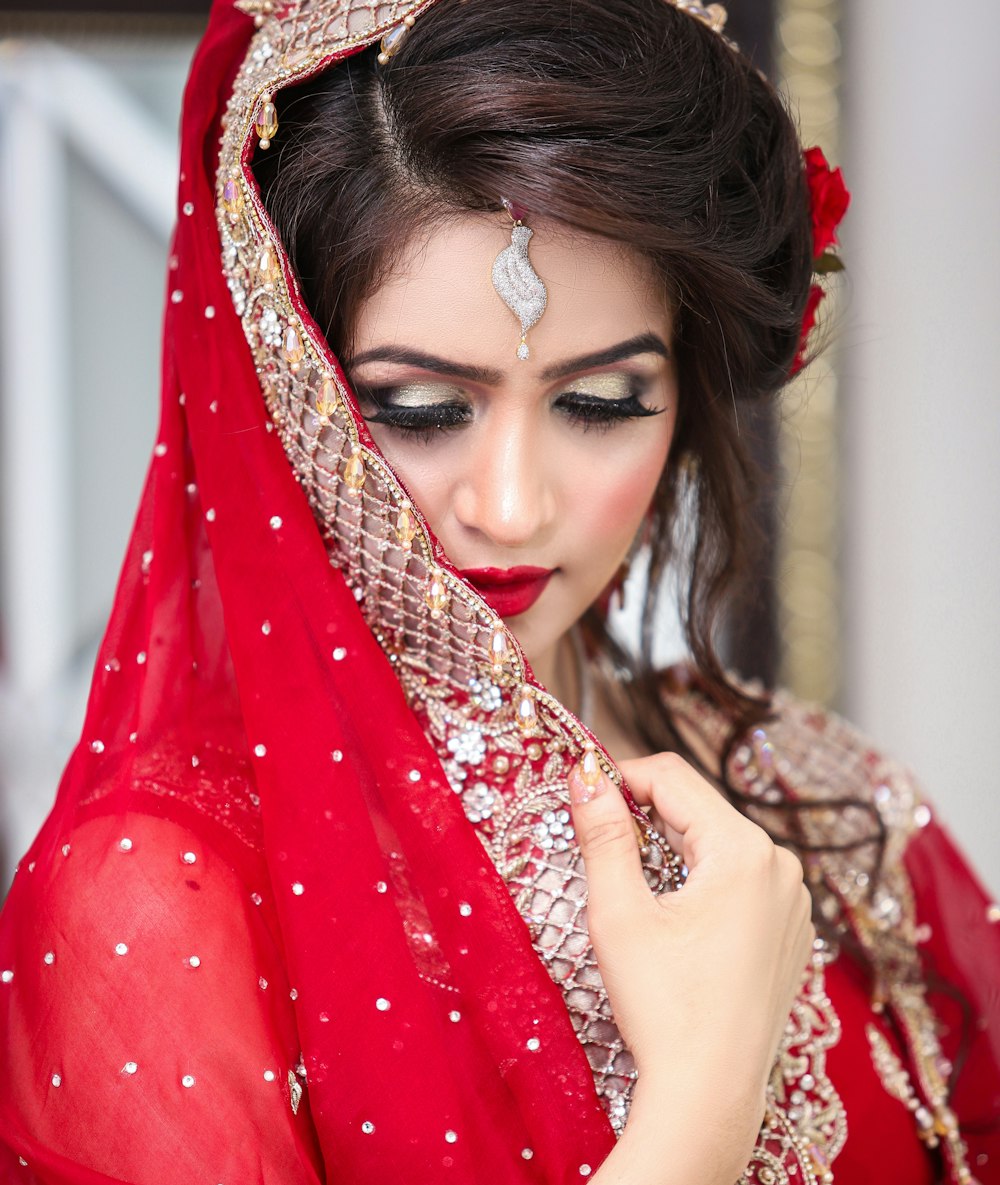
[1,677,996,1184]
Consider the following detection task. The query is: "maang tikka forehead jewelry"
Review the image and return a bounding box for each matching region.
[492,198,547,361]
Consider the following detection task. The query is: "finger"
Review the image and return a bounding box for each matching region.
[618,753,742,866]
[642,805,685,858]
[567,765,650,917]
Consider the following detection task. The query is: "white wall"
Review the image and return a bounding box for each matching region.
[841,2,1000,893]
[0,36,195,883]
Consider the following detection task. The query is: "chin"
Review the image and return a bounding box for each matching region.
[503,614,551,665]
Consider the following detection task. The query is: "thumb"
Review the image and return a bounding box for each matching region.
[568,748,649,920]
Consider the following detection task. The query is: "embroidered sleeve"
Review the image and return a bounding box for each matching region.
[662,674,983,1183]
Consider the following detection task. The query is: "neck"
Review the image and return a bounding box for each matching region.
[530,630,585,720]
[530,630,581,719]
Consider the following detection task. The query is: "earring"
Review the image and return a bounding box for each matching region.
[597,516,653,618]
[597,556,631,619]
[492,198,547,361]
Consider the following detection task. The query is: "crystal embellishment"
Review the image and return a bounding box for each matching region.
[255,247,281,289]
[446,725,486,767]
[462,781,497,823]
[255,97,278,148]
[468,677,502,713]
[425,570,449,616]
[222,177,244,219]
[533,808,575,853]
[315,378,337,420]
[343,448,366,494]
[489,625,511,673]
[288,1069,303,1114]
[377,21,410,65]
[281,325,305,367]
[492,206,547,361]
[515,685,538,731]
[394,503,418,549]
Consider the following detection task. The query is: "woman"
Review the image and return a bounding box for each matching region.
[0,0,997,1182]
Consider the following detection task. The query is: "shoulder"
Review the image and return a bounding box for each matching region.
[656,662,933,928]
[658,660,928,839]
[658,665,1000,1160]
[657,665,944,1020]
[13,730,274,970]
[1,810,285,1056]
[17,810,271,953]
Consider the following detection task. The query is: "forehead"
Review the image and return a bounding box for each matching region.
[349,212,673,364]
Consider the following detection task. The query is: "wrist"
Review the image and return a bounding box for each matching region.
[615,1073,762,1184]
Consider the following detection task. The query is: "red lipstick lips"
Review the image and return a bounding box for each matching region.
[460,566,554,618]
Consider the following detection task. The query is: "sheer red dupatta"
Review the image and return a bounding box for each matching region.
[0,2,621,1181]
[905,821,1000,1174]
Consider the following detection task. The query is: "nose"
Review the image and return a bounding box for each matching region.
[451,414,558,550]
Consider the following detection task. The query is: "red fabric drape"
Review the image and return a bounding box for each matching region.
[907,821,1000,1173]
[0,3,619,1181]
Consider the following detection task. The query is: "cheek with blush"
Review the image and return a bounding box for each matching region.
[569,443,669,589]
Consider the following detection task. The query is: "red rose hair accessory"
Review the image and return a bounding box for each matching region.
[791,146,851,375]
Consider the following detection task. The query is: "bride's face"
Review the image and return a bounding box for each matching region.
[346,213,678,673]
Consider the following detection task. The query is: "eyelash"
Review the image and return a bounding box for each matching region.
[357,381,663,443]
[558,391,662,434]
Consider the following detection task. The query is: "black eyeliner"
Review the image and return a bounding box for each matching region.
[365,404,469,429]
[353,378,664,439]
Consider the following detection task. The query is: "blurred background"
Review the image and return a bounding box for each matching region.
[0,0,997,893]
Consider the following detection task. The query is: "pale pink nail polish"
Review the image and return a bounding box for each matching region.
[569,753,606,805]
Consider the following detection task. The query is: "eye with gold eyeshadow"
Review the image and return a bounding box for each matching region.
[353,371,664,442]
[552,372,665,433]
[353,380,472,440]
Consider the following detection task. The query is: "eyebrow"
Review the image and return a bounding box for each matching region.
[344,332,671,385]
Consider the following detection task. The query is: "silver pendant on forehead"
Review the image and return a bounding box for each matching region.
[492,198,547,361]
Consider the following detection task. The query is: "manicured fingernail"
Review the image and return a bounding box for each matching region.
[569,747,606,805]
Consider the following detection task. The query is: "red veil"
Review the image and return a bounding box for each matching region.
[0,2,996,1183]
[0,2,657,1180]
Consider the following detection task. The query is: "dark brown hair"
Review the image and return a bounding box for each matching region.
[253,0,885,881]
